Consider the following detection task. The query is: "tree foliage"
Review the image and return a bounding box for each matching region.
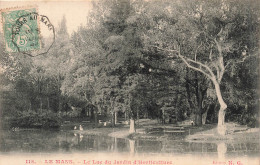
[0,0,258,130]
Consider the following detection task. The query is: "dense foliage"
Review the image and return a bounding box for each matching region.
[0,0,258,130]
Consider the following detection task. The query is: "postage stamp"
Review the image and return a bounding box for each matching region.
[1,6,41,53]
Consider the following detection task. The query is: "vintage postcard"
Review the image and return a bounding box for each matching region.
[0,0,259,165]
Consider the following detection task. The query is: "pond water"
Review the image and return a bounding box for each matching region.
[0,129,258,157]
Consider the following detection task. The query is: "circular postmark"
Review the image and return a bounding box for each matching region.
[11,12,55,57]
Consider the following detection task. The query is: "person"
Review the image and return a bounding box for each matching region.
[74,126,77,130]
[191,120,194,126]
[79,125,83,131]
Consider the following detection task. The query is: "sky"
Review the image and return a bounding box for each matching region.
[0,1,93,35]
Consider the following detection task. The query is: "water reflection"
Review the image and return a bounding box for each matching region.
[129,139,135,155]
[217,142,227,160]
[0,129,258,158]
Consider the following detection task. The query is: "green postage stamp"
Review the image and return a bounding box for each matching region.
[1,7,41,52]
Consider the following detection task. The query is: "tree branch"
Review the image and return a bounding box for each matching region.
[153,46,179,56]
[209,47,213,61]
[153,45,215,81]
[224,61,231,69]
[179,55,213,81]
[194,42,203,61]
[225,54,258,68]
[186,58,215,78]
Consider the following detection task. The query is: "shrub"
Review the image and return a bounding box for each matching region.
[9,110,61,129]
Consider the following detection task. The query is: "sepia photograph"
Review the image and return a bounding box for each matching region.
[0,0,259,165]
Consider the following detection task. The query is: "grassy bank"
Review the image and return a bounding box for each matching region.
[128,123,216,141]
[186,123,259,143]
[32,118,259,144]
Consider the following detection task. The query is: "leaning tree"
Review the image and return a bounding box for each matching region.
[142,0,259,135]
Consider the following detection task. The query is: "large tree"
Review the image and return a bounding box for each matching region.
[142,0,259,135]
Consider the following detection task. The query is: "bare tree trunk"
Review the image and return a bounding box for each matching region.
[47,83,50,110]
[202,108,209,125]
[137,109,139,127]
[111,111,115,127]
[47,97,50,110]
[115,111,117,125]
[195,110,202,126]
[194,72,207,126]
[129,118,135,133]
[185,69,194,114]
[162,108,165,124]
[94,110,98,127]
[57,92,62,113]
[213,80,227,135]
[128,94,135,133]
[195,92,203,126]
[40,97,43,113]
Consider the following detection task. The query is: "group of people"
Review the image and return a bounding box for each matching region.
[74,125,83,131]
[11,127,19,131]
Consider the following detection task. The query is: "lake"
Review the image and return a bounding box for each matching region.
[0,129,259,165]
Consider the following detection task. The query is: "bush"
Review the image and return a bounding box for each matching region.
[241,115,259,128]
[66,110,81,118]
[9,110,61,129]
